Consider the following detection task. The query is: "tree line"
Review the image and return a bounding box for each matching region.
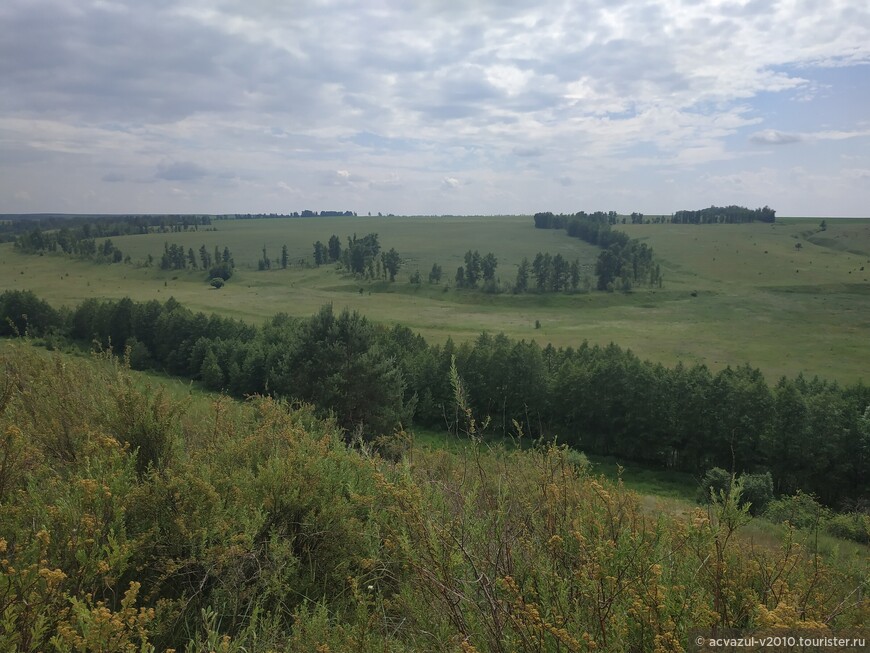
[220,210,357,219]
[11,215,212,248]
[12,215,216,266]
[15,229,129,264]
[534,212,663,290]
[2,290,867,509]
[155,243,235,281]
[673,205,776,224]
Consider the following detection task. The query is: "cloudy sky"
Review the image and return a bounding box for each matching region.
[1,0,869,216]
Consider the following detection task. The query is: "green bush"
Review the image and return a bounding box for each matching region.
[763,492,829,529]
[208,261,232,281]
[825,512,870,544]
[739,471,773,515]
[697,467,731,503]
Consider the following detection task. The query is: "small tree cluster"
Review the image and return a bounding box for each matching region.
[455,250,498,289]
[313,234,344,267]
[530,252,583,292]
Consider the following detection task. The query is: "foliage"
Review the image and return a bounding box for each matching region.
[382,247,401,281]
[534,212,662,289]
[697,468,733,504]
[824,512,870,544]
[343,233,381,275]
[672,205,776,224]
[3,292,870,508]
[764,492,830,530]
[0,290,62,337]
[740,472,774,515]
[208,261,233,281]
[1,346,866,651]
[698,470,774,516]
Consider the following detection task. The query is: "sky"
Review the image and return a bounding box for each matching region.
[1,0,869,217]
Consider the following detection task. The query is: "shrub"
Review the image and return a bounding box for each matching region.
[124,336,153,370]
[208,261,232,281]
[739,471,774,515]
[697,467,731,504]
[825,512,870,544]
[764,492,829,529]
[209,277,224,289]
[698,469,772,514]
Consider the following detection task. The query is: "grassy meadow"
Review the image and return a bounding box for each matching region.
[2,214,869,383]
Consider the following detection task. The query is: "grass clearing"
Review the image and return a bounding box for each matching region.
[586,453,699,502]
[2,215,869,383]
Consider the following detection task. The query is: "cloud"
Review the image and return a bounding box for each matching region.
[751,128,870,145]
[750,130,803,145]
[156,161,209,181]
[513,146,544,157]
[369,175,404,192]
[441,177,462,190]
[323,169,366,187]
[2,0,870,215]
[811,129,870,141]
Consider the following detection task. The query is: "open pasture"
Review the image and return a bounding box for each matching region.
[1,215,868,384]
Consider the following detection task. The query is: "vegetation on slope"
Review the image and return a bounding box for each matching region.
[2,290,868,511]
[0,347,866,651]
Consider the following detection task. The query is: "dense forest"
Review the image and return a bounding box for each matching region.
[2,290,867,512]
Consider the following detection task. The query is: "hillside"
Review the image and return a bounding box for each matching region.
[1,345,866,651]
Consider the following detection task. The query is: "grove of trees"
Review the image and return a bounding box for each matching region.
[534,212,663,290]
[672,205,776,224]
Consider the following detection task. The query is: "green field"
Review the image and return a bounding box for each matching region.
[2,215,869,383]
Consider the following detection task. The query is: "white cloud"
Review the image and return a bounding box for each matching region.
[441,177,461,190]
[1,0,869,214]
[751,128,870,145]
[750,130,803,145]
[156,161,209,181]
